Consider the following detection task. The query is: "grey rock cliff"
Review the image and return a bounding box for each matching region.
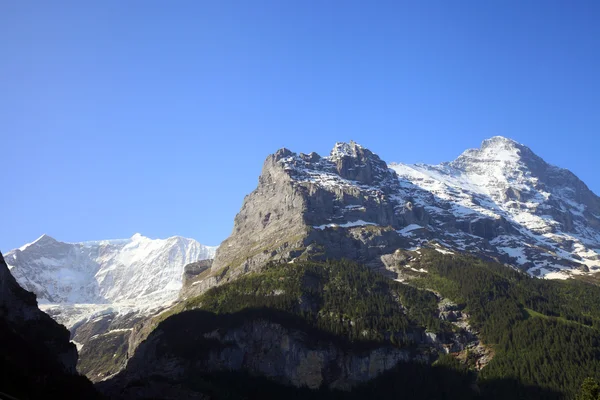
[189,141,426,298]
[123,319,417,391]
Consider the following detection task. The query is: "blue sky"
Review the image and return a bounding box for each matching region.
[2,1,600,251]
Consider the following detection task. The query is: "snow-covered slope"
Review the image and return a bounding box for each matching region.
[210,138,600,284]
[6,233,217,310]
[390,136,600,277]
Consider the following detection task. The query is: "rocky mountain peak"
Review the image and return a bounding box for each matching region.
[325,141,394,186]
[481,135,521,149]
[451,136,528,168]
[212,136,600,284]
[329,140,363,159]
[19,233,58,251]
[449,136,551,179]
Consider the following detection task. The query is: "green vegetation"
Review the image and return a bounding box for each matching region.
[77,331,129,380]
[407,249,600,399]
[176,259,449,346]
[576,377,600,400]
[148,250,600,399]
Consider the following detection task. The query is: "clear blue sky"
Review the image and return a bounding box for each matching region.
[2,1,600,252]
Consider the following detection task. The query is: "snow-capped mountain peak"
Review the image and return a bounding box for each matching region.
[6,234,218,307]
[391,137,600,276]
[329,140,364,159]
[18,233,57,251]
[452,136,524,168]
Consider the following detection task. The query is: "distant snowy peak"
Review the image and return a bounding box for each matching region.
[6,233,218,306]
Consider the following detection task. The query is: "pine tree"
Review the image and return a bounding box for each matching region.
[576,378,600,400]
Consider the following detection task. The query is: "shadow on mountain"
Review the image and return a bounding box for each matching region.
[0,318,100,400]
[0,252,101,400]
[103,363,562,400]
[101,307,563,400]
[156,307,398,354]
[477,378,563,400]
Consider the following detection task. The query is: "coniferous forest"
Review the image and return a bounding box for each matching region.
[128,249,600,400]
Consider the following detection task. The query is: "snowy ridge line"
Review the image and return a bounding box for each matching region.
[7,233,219,328]
[389,136,600,277]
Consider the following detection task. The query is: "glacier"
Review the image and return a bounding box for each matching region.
[5,233,217,327]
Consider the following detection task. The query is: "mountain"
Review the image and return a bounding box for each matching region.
[101,249,599,400]
[96,134,600,397]
[391,136,600,277]
[6,233,217,311]
[5,233,217,381]
[10,137,600,397]
[184,138,600,299]
[0,252,101,399]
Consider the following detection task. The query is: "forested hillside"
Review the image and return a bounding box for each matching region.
[103,250,600,399]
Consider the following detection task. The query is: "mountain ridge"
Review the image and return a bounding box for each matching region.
[188,136,600,301]
[391,136,600,277]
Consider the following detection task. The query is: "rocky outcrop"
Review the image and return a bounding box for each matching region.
[99,310,437,399]
[0,252,100,399]
[71,310,147,382]
[182,259,213,286]
[189,142,423,298]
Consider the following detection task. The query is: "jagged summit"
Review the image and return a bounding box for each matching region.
[272,141,398,189]
[206,137,600,294]
[202,141,420,294]
[18,233,57,251]
[329,140,364,159]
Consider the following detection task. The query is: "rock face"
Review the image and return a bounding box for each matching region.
[0,252,100,399]
[112,317,415,393]
[101,306,460,400]
[191,137,600,298]
[191,141,425,298]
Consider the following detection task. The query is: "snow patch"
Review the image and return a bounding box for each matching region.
[397,224,424,235]
[313,220,378,230]
[544,271,570,280]
[434,248,454,255]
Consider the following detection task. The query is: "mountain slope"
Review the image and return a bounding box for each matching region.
[6,233,217,381]
[0,252,101,399]
[103,249,600,399]
[184,141,425,297]
[191,138,600,301]
[391,136,600,276]
[6,233,217,309]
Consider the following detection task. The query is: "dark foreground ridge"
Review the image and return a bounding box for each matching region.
[0,252,101,399]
